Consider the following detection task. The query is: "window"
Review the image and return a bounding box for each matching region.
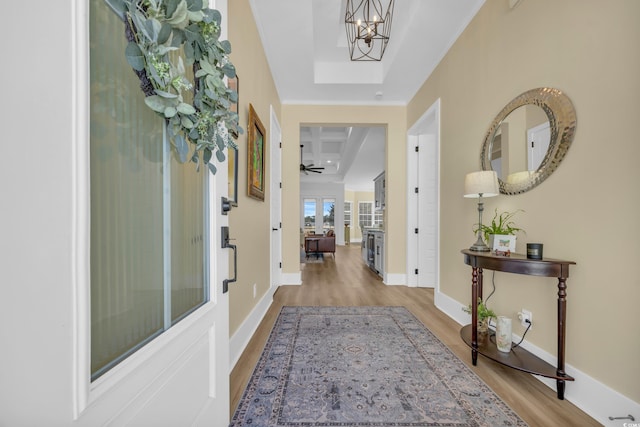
[303,199,316,234]
[374,210,383,226]
[358,202,374,228]
[322,199,335,233]
[89,1,209,380]
[344,201,352,226]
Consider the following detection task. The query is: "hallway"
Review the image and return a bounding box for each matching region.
[229,245,599,426]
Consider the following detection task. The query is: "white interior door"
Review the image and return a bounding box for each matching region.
[270,107,283,289]
[407,99,440,289]
[527,122,550,171]
[417,133,438,288]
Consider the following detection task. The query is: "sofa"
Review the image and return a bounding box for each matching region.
[304,234,336,258]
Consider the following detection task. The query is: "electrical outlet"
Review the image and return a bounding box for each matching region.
[518,309,532,328]
[253,283,257,298]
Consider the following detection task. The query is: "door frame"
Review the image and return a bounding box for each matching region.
[406,98,440,290]
[270,106,282,290]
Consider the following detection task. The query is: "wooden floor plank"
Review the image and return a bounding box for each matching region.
[229,245,600,426]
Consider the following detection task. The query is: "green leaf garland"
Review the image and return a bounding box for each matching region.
[106,0,243,173]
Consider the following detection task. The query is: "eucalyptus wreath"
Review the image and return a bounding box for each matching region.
[105,0,242,174]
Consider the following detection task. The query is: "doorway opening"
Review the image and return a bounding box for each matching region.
[299,125,385,265]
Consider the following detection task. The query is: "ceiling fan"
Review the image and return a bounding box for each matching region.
[300,144,325,175]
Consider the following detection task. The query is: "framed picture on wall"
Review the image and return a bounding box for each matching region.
[228,74,239,139]
[247,103,266,201]
[227,146,238,206]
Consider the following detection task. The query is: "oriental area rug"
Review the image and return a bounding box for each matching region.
[230,306,527,426]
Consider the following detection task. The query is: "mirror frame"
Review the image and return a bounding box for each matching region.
[480,87,577,195]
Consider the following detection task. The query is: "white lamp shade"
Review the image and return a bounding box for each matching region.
[464,171,499,198]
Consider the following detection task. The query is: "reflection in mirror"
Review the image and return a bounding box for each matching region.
[489,105,549,182]
[481,88,577,195]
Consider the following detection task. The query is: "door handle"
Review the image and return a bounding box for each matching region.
[272,228,278,231]
[221,226,237,293]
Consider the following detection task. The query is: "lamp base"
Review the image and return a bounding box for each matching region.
[469,242,491,252]
[469,235,491,252]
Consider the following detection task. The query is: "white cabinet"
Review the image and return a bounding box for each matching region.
[374,171,385,211]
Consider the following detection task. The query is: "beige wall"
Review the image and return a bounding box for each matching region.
[281,105,407,279]
[227,0,281,335]
[408,0,639,402]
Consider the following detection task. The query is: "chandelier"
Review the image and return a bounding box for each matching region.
[344,0,395,61]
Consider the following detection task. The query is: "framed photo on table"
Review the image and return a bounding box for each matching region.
[247,103,266,201]
[492,234,516,253]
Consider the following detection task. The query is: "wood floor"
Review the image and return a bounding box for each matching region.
[229,245,600,426]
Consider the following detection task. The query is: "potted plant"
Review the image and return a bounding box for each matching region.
[463,298,496,334]
[474,209,525,250]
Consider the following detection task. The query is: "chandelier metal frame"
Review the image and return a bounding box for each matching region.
[344,0,395,61]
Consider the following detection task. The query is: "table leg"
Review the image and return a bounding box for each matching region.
[556,276,568,400]
[471,266,479,365]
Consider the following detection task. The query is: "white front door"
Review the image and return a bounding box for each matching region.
[270,107,283,289]
[73,1,231,426]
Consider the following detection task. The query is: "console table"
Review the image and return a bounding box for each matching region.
[460,249,576,400]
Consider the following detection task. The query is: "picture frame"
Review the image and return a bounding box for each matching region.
[228,74,239,139]
[492,234,516,253]
[227,146,238,206]
[247,104,266,201]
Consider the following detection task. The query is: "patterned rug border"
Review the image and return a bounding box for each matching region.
[231,305,528,427]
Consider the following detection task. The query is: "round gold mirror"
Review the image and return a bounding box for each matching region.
[480,88,577,195]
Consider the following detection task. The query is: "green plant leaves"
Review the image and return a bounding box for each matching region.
[144,95,168,112]
[177,103,196,115]
[104,0,126,20]
[157,23,173,44]
[165,0,179,18]
[112,0,242,174]
[219,40,232,55]
[186,0,203,12]
[125,42,145,71]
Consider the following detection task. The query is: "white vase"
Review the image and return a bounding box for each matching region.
[496,316,512,353]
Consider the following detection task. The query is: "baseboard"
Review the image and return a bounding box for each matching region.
[281,272,302,285]
[383,273,406,285]
[229,285,277,372]
[434,290,640,426]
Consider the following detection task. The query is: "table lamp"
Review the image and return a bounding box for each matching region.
[464,171,499,251]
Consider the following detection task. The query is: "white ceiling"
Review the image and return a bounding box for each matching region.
[248,0,485,190]
[300,125,385,191]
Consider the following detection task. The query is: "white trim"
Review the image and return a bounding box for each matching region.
[282,272,302,285]
[72,0,90,417]
[382,273,406,286]
[229,285,277,370]
[434,290,640,426]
